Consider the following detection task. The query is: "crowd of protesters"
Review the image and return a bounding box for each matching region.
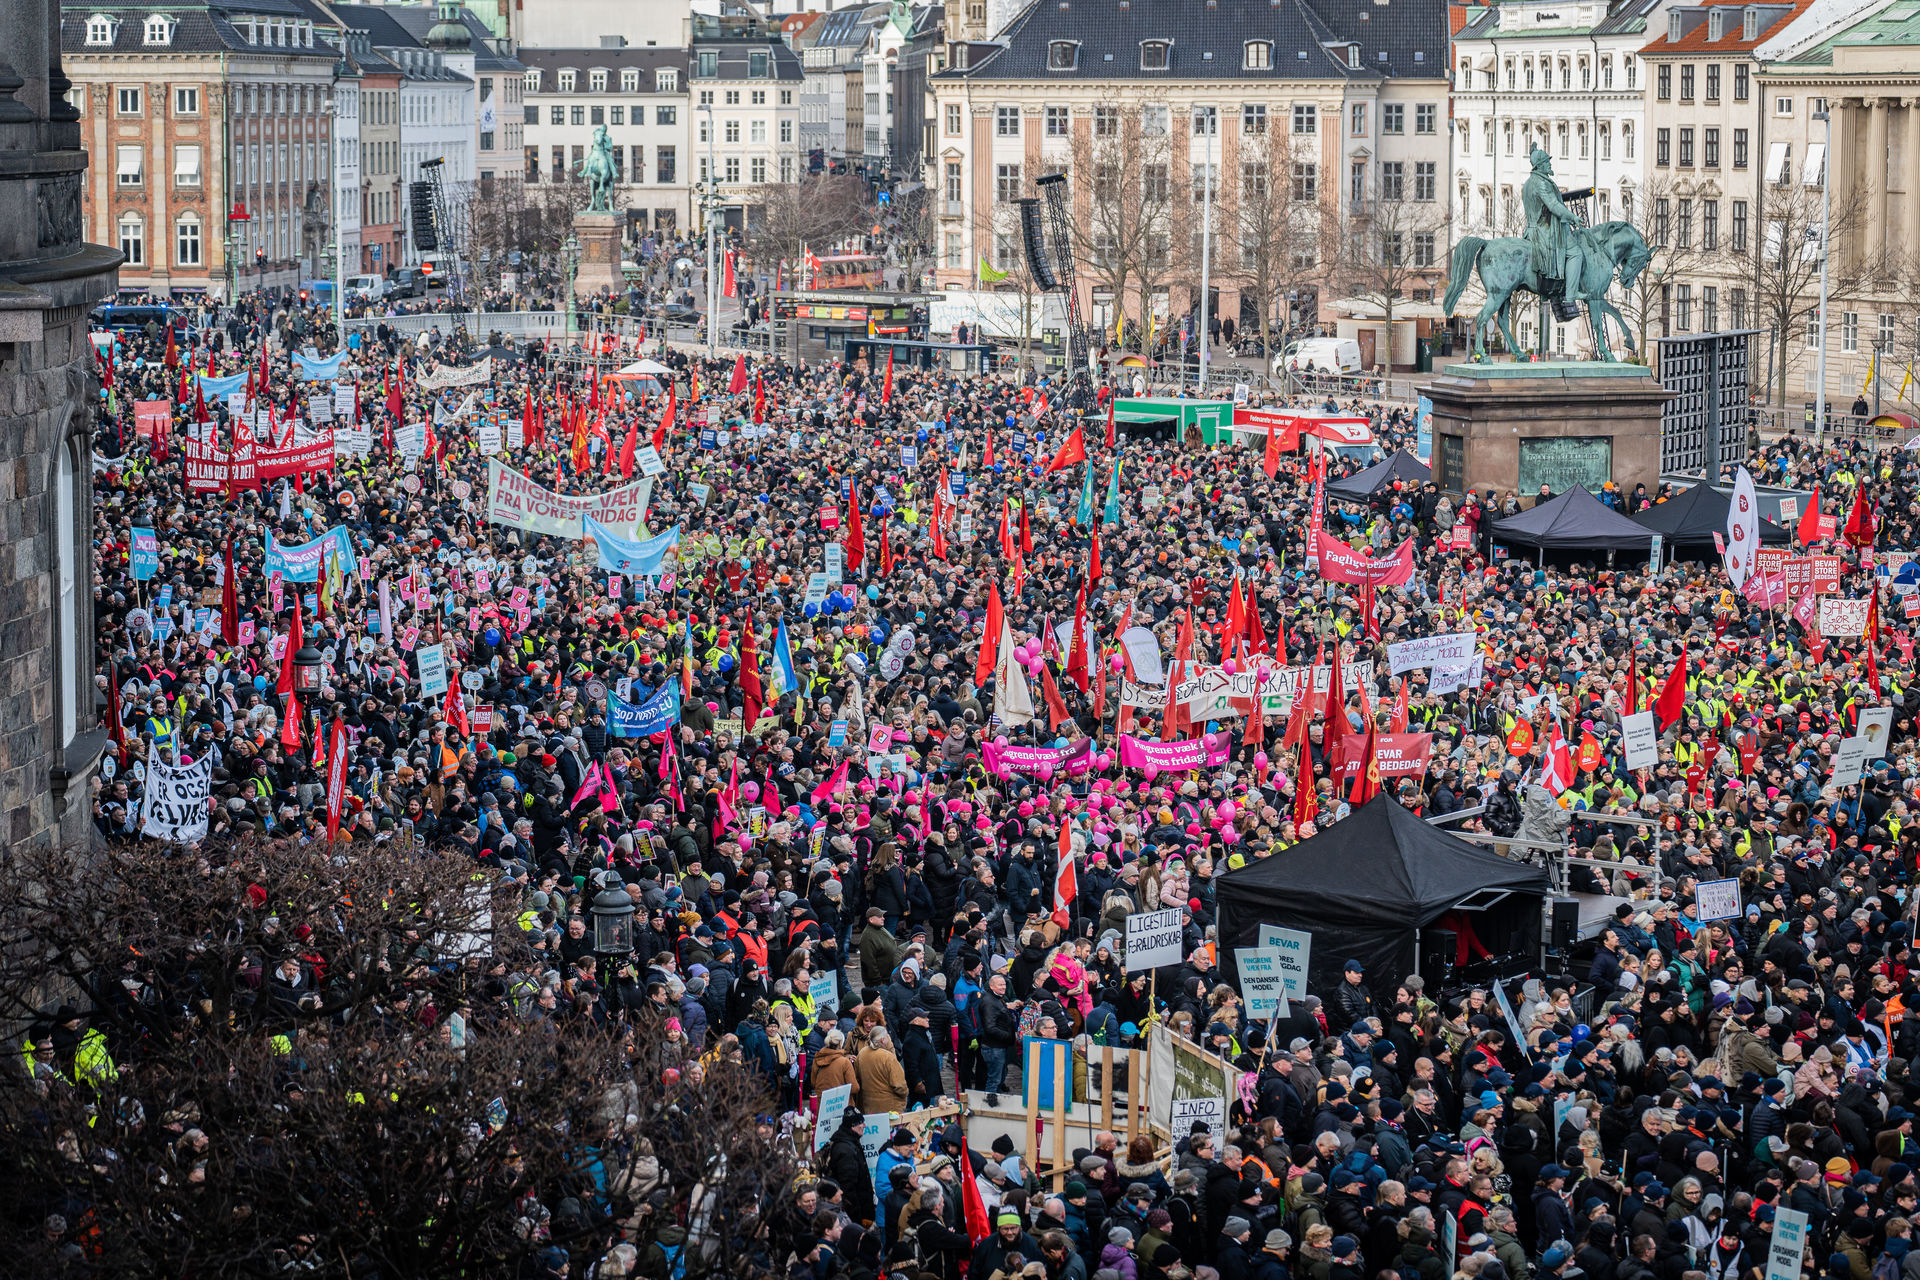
[55,283,1920,1279]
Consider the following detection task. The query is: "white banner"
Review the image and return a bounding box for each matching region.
[1726,468,1759,589]
[1831,735,1870,786]
[140,756,213,843]
[1818,597,1871,637]
[1176,660,1374,709]
[417,357,493,391]
[1119,626,1165,685]
[1429,654,1485,696]
[1125,907,1187,972]
[485,458,654,540]
[1387,631,1479,676]
[1120,675,1164,709]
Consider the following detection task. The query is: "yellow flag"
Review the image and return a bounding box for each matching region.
[1863,351,1877,397]
[1901,361,1914,404]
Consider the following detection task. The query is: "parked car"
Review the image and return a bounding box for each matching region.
[345,274,386,302]
[653,302,701,324]
[388,268,428,299]
[1273,336,1363,375]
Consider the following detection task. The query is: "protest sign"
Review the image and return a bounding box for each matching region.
[1255,925,1313,1000]
[1620,710,1659,770]
[1387,632,1478,675]
[1125,907,1188,971]
[416,643,449,696]
[140,756,212,843]
[1117,733,1232,771]
[1830,735,1870,786]
[485,459,653,540]
[1818,598,1871,637]
[813,1084,852,1152]
[1170,1096,1227,1143]
[1235,947,1291,1018]
[607,682,681,737]
[263,527,358,584]
[1767,1208,1810,1280]
[1311,531,1417,586]
[1695,878,1743,922]
[130,527,160,580]
[810,971,839,1019]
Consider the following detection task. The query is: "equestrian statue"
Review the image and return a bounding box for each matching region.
[577,124,618,214]
[1442,146,1655,362]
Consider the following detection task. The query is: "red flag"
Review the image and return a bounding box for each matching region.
[324,717,349,841]
[984,431,996,469]
[1389,680,1409,732]
[164,324,178,370]
[281,692,302,750]
[882,347,895,404]
[1293,734,1317,830]
[1065,584,1090,693]
[1040,662,1072,730]
[844,479,866,570]
[931,487,949,561]
[722,249,738,298]
[618,417,639,478]
[1653,647,1689,732]
[1105,397,1115,450]
[1540,717,1576,793]
[1844,481,1876,549]
[728,352,748,394]
[878,518,894,578]
[1263,416,1282,478]
[1088,525,1102,585]
[1348,719,1382,805]
[1053,813,1077,924]
[1797,485,1823,547]
[958,1135,992,1242]
[753,373,766,424]
[1248,590,1267,654]
[1626,645,1639,715]
[1019,502,1033,556]
[1162,606,1193,741]
[740,611,764,730]
[444,682,470,737]
[1223,578,1246,643]
[654,384,675,452]
[1045,424,1087,473]
[276,599,304,696]
[1867,592,1881,697]
[975,583,1004,687]
[220,536,240,647]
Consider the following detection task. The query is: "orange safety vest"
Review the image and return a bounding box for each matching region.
[438,743,460,782]
[737,931,769,976]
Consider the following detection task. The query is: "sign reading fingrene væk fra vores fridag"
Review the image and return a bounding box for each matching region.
[485,459,653,540]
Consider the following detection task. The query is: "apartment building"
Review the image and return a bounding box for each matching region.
[689,11,803,226]
[520,47,691,235]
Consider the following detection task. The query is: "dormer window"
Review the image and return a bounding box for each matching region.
[558,68,576,92]
[523,69,541,91]
[589,68,607,92]
[1668,11,1682,40]
[143,14,172,45]
[621,67,639,92]
[1245,40,1271,69]
[85,13,115,43]
[1347,42,1361,67]
[1743,6,1759,38]
[1048,40,1078,69]
[1140,39,1169,70]
[1708,10,1723,39]
[656,68,678,91]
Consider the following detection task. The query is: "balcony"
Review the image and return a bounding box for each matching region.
[942,198,964,218]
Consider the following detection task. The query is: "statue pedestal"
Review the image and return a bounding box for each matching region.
[571,211,624,299]
[1419,361,1671,500]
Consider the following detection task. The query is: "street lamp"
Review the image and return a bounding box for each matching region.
[699,100,717,359]
[561,231,581,346]
[588,870,635,959]
[292,645,325,695]
[322,92,344,343]
[1812,106,1833,445]
[225,201,251,304]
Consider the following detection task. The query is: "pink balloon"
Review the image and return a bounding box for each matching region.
[1013,643,1031,663]
[1036,762,1054,781]
[741,781,760,801]
[738,832,755,851]
[1221,828,1239,844]
[1109,653,1125,672]
[1144,764,1161,781]
[1027,659,1044,676]
[1253,751,1270,768]
[1222,659,1238,676]
[1217,801,1237,823]
[994,735,1010,748]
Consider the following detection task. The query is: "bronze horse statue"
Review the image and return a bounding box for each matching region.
[1442,221,1654,362]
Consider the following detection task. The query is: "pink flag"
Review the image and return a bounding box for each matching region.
[811,759,850,805]
[919,787,933,844]
[571,767,602,809]
[717,759,740,832]
[598,761,621,814]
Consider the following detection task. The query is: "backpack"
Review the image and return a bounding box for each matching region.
[1874,1252,1902,1280]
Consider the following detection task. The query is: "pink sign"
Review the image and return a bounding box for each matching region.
[982,738,1094,777]
[1312,531,1417,586]
[1117,733,1232,771]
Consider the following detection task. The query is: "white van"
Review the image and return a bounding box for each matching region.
[345,274,386,301]
[1274,337,1363,375]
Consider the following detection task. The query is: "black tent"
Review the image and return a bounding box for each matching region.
[1491,485,1656,551]
[1630,482,1792,552]
[1215,796,1550,999]
[1327,450,1431,502]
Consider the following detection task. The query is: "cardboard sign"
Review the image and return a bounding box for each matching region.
[1255,924,1313,1000]
[1236,947,1291,1018]
[1695,877,1743,921]
[1125,907,1187,972]
[417,642,449,695]
[1818,597,1871,637]
[1830,735,1870,786]
[1170,1095,1227,1144]
[1621,710,1660,770]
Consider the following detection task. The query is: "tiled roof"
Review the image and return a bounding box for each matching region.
[62,0,342,55]
[946,0,1448,83]
[1638,0,1812,54]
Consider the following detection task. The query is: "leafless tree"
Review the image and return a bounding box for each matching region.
[1606,174,1722,362]
[1329,185,1450,370]
[1230,132,1327,359]
[1062,102,1178,351]
[1748,175,1869,405]
[745,174,875,280]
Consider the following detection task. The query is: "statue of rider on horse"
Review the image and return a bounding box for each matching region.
[577,124,618,214]
[1442,146,1655,362]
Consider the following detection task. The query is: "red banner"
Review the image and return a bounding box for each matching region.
[1312,530,1417,585]
[1333,732,1435,782]
[134,399,172,440]
[1232,408,1298,451]
[184,437,230,493]
[257,433,336,480]
[324,719,348,841]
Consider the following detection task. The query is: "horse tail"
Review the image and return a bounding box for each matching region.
[1442,237,1487,317]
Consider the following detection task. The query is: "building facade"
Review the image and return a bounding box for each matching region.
[3,0,119,845]
[521,48,690,236]
[64,0,339,297]
[690,12,803,224]
[352,38,401,274]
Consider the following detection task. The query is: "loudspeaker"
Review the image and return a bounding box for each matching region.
[1549,897,1580,951]
[1420,928,1457,981]
[1018,197,1058,289]
[409,182,439,252]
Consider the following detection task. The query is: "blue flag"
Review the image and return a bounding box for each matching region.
[771,619,798,699]
[196,371,247,397]
[607,680,682,737]
[583,515,679,574]
[293,351,348,381]
[1103,459,1122,526]
[130,527,160,581]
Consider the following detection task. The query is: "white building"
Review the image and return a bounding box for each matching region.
[330,71,362,277]
[799,5,882,167]
[690,16,804,223]
[1451,0,1669,243]
[860,1,913,172]
[521,48,693,235]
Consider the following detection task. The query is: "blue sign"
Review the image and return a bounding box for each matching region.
[583,516,680,575]
[156,584,173,609]
[607,680,682,738]
[263,526,358,584]
[699,428,718,449]
[1415,394,1433,464]
[950,473,967,495]
[130,527,159,581]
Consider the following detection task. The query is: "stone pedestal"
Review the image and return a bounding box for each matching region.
[571,211,624,299]
[1419,361,1671,500]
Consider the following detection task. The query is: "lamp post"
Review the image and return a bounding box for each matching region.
[699,100,718,359]
[588,869,636,972]
[292,644,324,696]
[1198,104,1213,395]
[323,92,344,345]
[562,231,581,347]
[224,201,251,304]
[1812,105,1833,446]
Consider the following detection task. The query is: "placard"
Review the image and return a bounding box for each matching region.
[804,572,833,608]
[1170,1095,1227,1144]
[1695,877,1743,922]
[1125,907,1187,972]
[139,755,213,843]
[1858,704,1895,754]
[1254,924,1313,1000]
[1830,735,1870,787]
[810,970,839,1019]
[1818,597,1871,637]
[635,444,666,477]
[813,1083,852,1152]
[1620,710,1660,771]
[416,642,449,695]
[1767,1208,1810,1280]
[825,542,844,582]
[1236,947,1291,1018]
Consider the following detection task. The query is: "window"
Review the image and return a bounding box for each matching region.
[1676,284,1692,331]
[1380,161,1404,201]
[1599,123,1612,161]
[1680,64,1694,101]
[1140,40,1169,70]
[1048,41,1078,70]
[86,14,114,44]
[1843,311,1860,352]
[1601,55,1613,88]
[144,14,171,44]
[1733,128,1748,168]
[1142,104,1168,136]
[1731,287,1747,329]
[1093,105,1117,137]
[618,68,638,94]
[1657,64,1671,101]
[1382,103,1404,134]
[780,120,792,143]
[657,106,676,126]
[1882,313,1898,351]
[1350,102,1367,136]
[723,156,739,183]
[609,144,625,183]
[1193,105,1217,136]
[589,68,607,93]
[1416,103,1436,134]
[1505,120,1515,155]
[723,120,739,143]
[657,146,675,183]
[1676,198,1693,248]
[1654,197,1670,245]
[1805,316,1820,349]
[525,145,539,182]
[558,69,577,92]
[1734,64,1749,101]
[175,214,201,266]
[1704,127,1720,168]
[1382,231,1404,265]
[1143,162,1168,201]
[1732,199,1748,251]
[1679,127,1694,166]
[1656,128,1670,166]
[747,50,769,79]
[657,69,679,92]
[1776,95,1793,117]
[1245,40,1271,69]
[550,146,564,182]
[173,144,200,187]
[696,51,718,78]
[1408,161,1433,202]
[590,105,603,125]
[1045,105,1067,137]
[1351,161,1366,203]
[609,106,623,125]
[524,70,541,93]
[118,216,143,265]
[750,157,766,183]
[1413,232,1436,267]
[1702,199,1719,250]
[550,106,564,125]
[117,86,141,116]
[1291,161,1317,201]
[944,231,963,269]
[1242,103,1266,135]
[571,105,585,126]
[1706,65,1721,102]
[174,85,199,116]
[115,144,142,186]
[1292,103,1316,134]
[995,162,1021,202]
[946,161,962,203]
[996,106,1019,136]
[1189,162,1217,203]
[749,119,765,143]
[947,103,963,135]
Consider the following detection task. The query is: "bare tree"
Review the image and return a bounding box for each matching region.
[1330,185,1451,370]
[745,173,875,280]
[1749,175,1870,405]
[1231,132,1326,359]
[882,185,937,292]
[1063,102,1178,352]
[1607,174,1721,362]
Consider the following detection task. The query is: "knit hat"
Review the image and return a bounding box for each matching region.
[1224,1218,1253,1240]
[1330,1236,1359,1257]
[997,1210,1023,1227]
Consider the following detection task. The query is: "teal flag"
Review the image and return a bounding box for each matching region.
[1102,459,1122,526]
[1077,464,1094,526]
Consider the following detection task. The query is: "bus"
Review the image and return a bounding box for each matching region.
[810,253,884,290]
